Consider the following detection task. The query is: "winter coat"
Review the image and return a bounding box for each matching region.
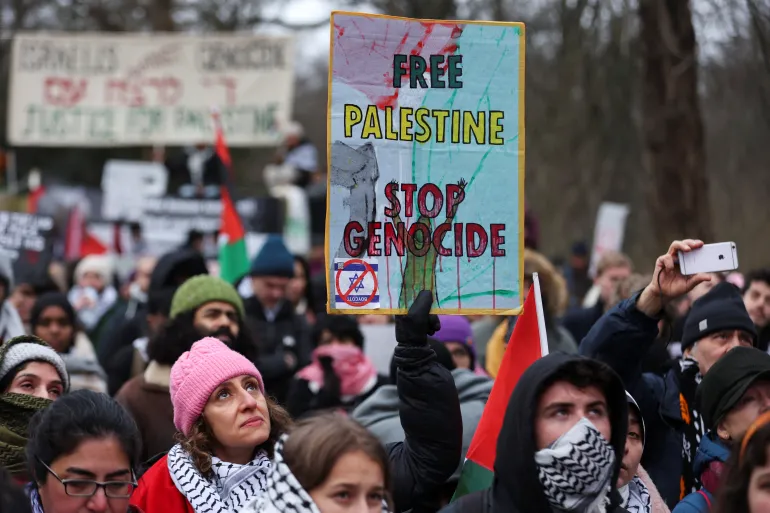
[353,368,493,482]
[563,300,605,346]
[244,297,312,404]
[131,340,463,513]
[672,434,730,513]
[98,248,208,395]
[130,454,194,513]
[60,332,108,393]
[579,294,688,508]
[115,361,176,463]
[286,373,389,419]
[439,352,630,513]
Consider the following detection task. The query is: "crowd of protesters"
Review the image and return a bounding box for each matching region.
[0,226,769,513]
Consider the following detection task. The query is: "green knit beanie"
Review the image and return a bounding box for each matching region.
[169,275,245,320]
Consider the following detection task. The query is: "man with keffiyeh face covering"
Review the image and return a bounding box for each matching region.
[440,353,630,513]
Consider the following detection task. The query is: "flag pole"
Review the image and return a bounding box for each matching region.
[532,272,550,357]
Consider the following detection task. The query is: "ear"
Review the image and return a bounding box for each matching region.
[716,420,732,443]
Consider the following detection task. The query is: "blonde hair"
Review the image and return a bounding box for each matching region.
[596,251,633,277]
[524,249,568,318]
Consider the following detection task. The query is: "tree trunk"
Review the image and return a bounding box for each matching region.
[148,0,175,32]
[638,0,712,248]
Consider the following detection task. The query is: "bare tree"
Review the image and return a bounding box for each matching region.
[637,0,713,246]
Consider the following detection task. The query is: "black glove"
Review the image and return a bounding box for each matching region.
[319,355,341,399]
[395,290,441,346]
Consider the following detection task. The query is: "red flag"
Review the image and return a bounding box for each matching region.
[65,206,108,260]
[212,111,249,283]
[452,285,544,498]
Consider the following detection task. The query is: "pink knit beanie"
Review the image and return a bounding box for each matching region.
[170,337,265,436]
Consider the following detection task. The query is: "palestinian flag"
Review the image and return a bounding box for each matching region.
[213,114,249,284]
[451,283,547,500]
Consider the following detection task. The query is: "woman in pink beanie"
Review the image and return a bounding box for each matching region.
[131,337,292,513]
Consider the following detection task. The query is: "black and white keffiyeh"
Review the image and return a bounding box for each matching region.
[535,417,616,513]
[619,475,652,513]
[167,443,271,513]
[239,435,389,513]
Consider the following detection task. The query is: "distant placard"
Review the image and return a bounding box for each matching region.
[8,33,295,146]
[141,197,221,234]
[0,212,54,259]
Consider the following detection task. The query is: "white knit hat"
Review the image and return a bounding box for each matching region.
[0,336,69,391]
[74,255,114,284]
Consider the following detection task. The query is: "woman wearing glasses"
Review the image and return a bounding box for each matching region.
[25,389,142,513]
[130,337,292,513]
[0,336,69,483]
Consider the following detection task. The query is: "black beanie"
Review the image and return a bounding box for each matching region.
[697,347,770,430]
[682,282,757,351]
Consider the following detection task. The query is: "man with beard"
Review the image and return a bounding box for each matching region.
[115,274,257,464]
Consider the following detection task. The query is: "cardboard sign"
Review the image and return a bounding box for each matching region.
[589,202,630,278]
[8,33,294,146]
[325,12,525,315]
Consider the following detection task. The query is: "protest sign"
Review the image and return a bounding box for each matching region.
[589,202,630,278]
[325,12,525,315]
[8,33,294,146]
[0,211,55,260]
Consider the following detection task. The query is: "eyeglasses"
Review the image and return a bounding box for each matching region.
[38,458,137,498]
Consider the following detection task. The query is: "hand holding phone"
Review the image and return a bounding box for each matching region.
[678,242,739,276]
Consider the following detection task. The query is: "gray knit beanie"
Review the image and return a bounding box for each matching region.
[0,336,69,391]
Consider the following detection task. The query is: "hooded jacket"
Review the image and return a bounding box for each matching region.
[440,353,630,513]
[672,434,730,513]
[353,368,492,483]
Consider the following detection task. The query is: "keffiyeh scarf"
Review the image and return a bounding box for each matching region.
[240,435,389,513]
[167,443,271,513]
[535,417,615,513]
[0,393,52,477]
[675,356,705,498]
[619,475,652,513]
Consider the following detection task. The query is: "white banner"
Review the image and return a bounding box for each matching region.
[8,33,295,147]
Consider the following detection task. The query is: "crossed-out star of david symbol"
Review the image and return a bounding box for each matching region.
[349,273,366,293]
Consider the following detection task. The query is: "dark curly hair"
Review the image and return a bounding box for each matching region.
[714,416,770,513]
[147,309,258,366]
[175,396,292,477]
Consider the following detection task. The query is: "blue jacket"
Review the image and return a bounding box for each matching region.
[672,435,730,512]
[579,294,687,508]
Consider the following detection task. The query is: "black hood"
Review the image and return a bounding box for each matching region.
[149,248,208,291]
[491,352,628,513]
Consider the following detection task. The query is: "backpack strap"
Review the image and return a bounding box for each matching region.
[698,490,712,509]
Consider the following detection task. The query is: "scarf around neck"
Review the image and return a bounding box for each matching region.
[535,417,615,513]
[297,345,378,400]
[167,443,271,513]
[675,356,705,498]
[0,393,52,477]
[242,435,389,513]
[27,484,44,513]
[619,475,652,513]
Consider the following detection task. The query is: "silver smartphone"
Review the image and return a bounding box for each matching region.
[678,242,739,276]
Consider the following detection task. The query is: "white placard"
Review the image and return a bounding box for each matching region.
[589,202,630,278]
[101,160,168,221]
[8,33,295,146]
